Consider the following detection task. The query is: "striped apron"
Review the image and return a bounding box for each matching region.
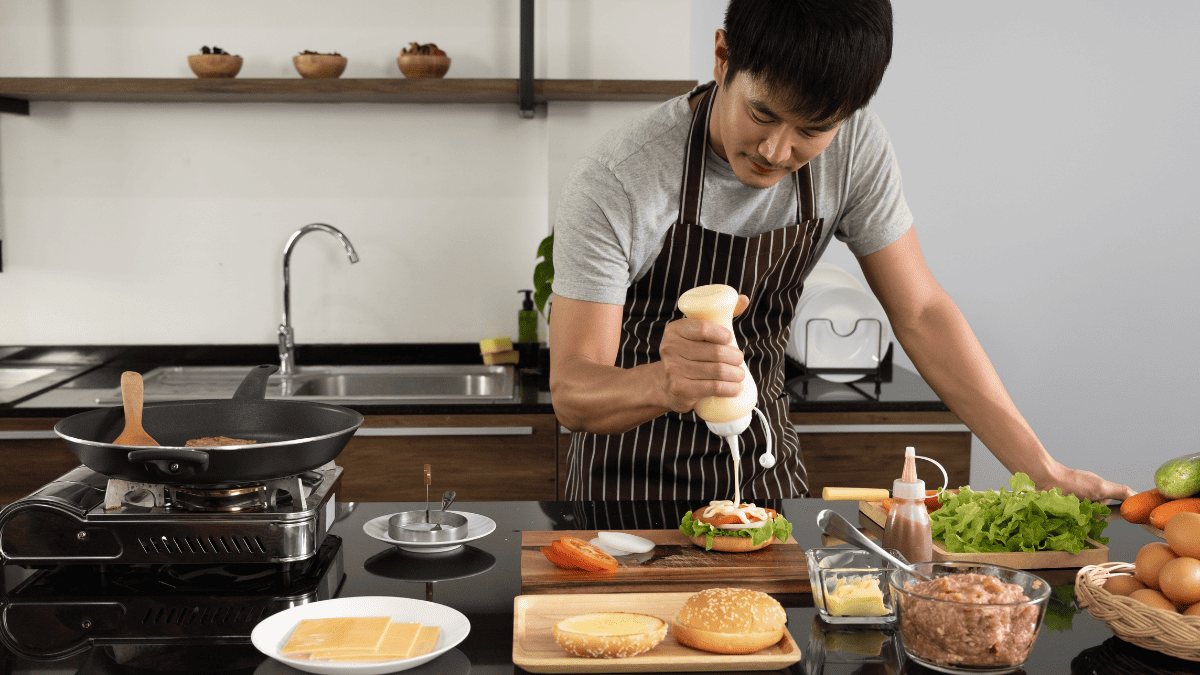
[564,83,827,501]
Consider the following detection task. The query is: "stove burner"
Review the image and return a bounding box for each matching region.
[169,485,269,513]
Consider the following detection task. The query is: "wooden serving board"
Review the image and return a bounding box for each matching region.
[512,591,802,673]
[521,529,809,595]
[858,501,1109,569]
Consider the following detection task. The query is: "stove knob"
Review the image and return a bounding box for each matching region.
[76,530,88,540]
[81,619,92,629]
[169,463,181,473]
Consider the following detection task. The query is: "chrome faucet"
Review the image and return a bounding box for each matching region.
[278,224,359,376]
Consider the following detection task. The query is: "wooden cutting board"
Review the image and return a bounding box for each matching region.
[513,591,802,673]
[521,529,809,595]
[858,501,1109,569]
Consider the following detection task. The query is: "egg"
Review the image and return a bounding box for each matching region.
[1102,575,1147,596]
[1128,588,1179,613]
[1135,542,1179,590]
[1158,557,1200,606]
[1165,512,1200,559]
[1185,602,1200,617]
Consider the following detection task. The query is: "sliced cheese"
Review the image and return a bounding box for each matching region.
[308,621,420,661]
[411,625,441,657]
[281,616,391,655]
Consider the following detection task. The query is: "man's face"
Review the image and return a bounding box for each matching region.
[709,34,843,189]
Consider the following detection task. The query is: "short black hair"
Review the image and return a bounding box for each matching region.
[723,0,893,124]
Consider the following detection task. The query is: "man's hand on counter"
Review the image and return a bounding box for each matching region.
[1042,462,1137,504]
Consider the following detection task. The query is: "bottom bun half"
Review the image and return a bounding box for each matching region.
[552,612,667,659]
[689,533,776,552]
[671,618,783,655]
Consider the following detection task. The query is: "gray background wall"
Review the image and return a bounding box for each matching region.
[693,0,1200,492]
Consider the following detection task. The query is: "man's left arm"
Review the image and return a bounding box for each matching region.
[858,227,1134,503]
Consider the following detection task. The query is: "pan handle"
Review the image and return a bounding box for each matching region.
[233,364,280,401]
[127,448,211,479]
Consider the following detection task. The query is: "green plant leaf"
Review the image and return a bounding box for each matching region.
[533,233,554,318]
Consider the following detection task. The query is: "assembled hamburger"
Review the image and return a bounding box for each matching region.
[679,501,793,552]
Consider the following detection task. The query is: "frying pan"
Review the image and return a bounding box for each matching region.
[53,364,364,486]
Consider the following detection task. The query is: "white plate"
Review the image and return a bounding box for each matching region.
[255,648,471,675]
[250,596,471,675]
[804,262,866,293]
[363,511,496,553]
[788,285,890,383]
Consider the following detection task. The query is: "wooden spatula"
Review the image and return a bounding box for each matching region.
[113,371,160,447]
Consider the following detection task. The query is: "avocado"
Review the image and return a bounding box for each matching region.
[1155,452,1200,499]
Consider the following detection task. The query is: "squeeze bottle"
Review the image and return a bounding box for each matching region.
[676,285,757,429]
[882,446,932,564]
[677,285,775,470]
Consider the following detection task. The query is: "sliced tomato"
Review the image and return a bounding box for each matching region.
[541,545,578,570]
[551,536,618,572]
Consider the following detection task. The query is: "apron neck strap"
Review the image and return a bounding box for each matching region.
[678,83,816,226]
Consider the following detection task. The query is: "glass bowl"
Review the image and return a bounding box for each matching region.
[806,547,906,626]
[889,561,1051,674]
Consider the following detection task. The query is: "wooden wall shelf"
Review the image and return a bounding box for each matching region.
[0,78,697,114]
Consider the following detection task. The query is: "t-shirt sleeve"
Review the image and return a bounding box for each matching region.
[833,110,913,257]
[551,157,635,306]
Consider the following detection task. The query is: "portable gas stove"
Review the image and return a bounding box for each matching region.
[0,464,343,566]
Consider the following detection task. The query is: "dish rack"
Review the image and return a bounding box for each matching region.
[792,317,893,397]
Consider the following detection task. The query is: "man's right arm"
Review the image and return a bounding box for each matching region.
[549,295,749,434]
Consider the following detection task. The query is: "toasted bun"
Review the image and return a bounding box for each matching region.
[552,612,667,659]
[672,588,786,655]
[688,533,776,552]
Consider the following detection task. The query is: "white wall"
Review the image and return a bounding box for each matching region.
[0,0,689,345]
[690,1,1199,492]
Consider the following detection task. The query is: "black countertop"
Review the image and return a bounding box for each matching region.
[0,344,951,419]
[0,498,1189,675]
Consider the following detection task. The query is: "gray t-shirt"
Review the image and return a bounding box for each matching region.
[553,83,913,306]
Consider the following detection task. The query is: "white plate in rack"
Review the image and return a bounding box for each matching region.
[250,596,470,675]
[363,511,496,553]
[788,285,890,383]
[803,262,866,293]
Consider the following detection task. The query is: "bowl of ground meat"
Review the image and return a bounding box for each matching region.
[889,562,1051,674]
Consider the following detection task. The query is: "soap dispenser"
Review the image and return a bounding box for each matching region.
[517,289,538,344]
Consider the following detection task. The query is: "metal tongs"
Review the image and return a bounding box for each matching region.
[816,509,932,581]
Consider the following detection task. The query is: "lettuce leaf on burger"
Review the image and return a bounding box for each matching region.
[680,503,793,552]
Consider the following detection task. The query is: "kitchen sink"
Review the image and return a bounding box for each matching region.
[0,365,90,404]
[96,365,517,405]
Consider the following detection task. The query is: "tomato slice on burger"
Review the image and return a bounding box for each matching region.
[551,536,618,572]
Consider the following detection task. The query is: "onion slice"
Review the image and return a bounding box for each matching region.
[597,531,656,554]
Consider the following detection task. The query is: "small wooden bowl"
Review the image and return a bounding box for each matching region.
[397,54,451,79]
[187,54,243,78]
[293,53,348,79]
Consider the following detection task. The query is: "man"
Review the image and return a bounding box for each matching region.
[549,0,1133,504]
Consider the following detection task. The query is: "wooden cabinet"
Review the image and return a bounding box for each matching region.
[337,414,558,502]
[790,411,971,493]
[2,410,966,504]
[0,418,80,504]
[0,414,560,504]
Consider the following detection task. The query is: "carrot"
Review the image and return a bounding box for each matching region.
[1148,498,1200,530]
[541,545,578,570]
[1121,488,1169,524]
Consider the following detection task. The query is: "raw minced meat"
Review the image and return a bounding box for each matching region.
[898,572,1040,667]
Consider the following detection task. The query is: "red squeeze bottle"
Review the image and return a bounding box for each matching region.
[882,446,932,564]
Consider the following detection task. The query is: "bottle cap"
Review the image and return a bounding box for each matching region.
[893,446,926,499]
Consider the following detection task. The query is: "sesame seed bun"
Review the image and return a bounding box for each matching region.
[671,587,787,654]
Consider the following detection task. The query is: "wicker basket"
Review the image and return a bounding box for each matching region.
[1075,562,1200,661]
